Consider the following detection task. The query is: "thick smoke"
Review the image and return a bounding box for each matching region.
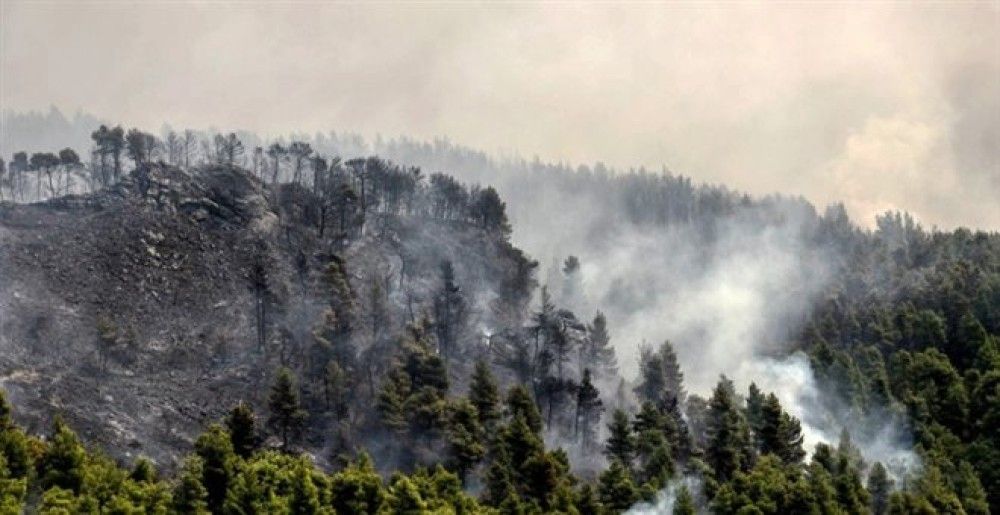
[494,171,921,479]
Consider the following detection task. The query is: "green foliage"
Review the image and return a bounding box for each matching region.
[605,409,636,468]
[674,484,696,515]
[598,460,638,512]
[706,377,753,482]
[267,368,308,450]
[757,393,805,465]
[37,418,86,494]
[226,401,259,459]
[172,456,209,514]
[469,360,502,430]
[634,340,685,406]
[329,454,386,514]
[505,386,543,435]
[446,399,486,483]
[867,462,892,515]
[194,423,236,513]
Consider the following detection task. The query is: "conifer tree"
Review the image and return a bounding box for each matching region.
[759,393,805,464]
[674,484,696,515]
[445,399,486,484]
[605,409,636,468]
[867,461,893,515]
[130,457,157,483]
[433,260,468,363]
[583,311,618,378]
[706,376,752,481]
[225,401,258,458]
[633,402,674,487]
[745,382,766,437]
[598,460,638,512]
[506,385,543,434]
[289,458,322,514]
[575,369,604,451]
[172,456,210,514]
[469,360,501,430]
[37,417,86,493]
[267,367,307,450]
[377,367,411,435]
[635,340,685,406]
[193,424,236,513]
[954,461,990,515]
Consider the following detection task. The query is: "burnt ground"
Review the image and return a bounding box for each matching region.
[0,164,528,469]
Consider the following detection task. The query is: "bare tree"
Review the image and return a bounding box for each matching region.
[182,129,196,168]
[266,143,285,184]
[287,141,312,185]
[166,131,183,165]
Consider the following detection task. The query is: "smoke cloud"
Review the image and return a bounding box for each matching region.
[2,2,997,229]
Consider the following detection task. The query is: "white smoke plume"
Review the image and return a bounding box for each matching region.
[625,476,703,515]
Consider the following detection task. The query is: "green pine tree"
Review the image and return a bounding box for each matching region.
[172,456,210,514]
[605,409,636,468]
[759,392,805,464]
[267,367,307,450]
[469,360,501,430]
[674,484,696,515]
[226,401,258,458]
[706,376,752,481]
[598,460,639,512]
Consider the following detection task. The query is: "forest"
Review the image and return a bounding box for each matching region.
[0,120,997,514]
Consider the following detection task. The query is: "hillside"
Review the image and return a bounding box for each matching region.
[0,162,534,466]
[0,140,997,513]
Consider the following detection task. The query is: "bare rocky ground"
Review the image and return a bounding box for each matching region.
[0,164,528,469]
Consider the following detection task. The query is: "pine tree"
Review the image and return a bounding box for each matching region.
[446,399,486,484]
[635,340,685,406]
[605,409,636,468]
[225,401,258,458]
[674,484,696,515]
[583,311,618,378]
[658,340,685,404]
[759,393,805,464]
[289,458,322,514]
[598,460,638,512]
[267,367,307,450]
[172,456,210,514]
[867,461,893,515]
[706,376,752,481]
[954,461,990,515]
[433,260,468,363]
[575,369,604,451]
[0,392,11,430]
[506,385,543,434]
[377,366,411,435]
[661,395,693,463]
[576,483,602,515]
[633,402,674,487]
[129,457,157,483]
[745,382,766,438]
[193,424,235,514]
[37,417,86,493]
[469,360,501,430]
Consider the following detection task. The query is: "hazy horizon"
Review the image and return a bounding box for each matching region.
[2,1,998,229]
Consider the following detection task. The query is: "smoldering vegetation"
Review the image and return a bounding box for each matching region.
[0,117,997,513]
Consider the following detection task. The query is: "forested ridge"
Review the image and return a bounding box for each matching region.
[0,124,997,514]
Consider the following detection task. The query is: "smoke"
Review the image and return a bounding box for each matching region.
[626,476,703,515]
[736,353,919,480]
[3,2,997,229]
[494,165,923,480]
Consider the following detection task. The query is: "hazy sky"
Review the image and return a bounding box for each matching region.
[2,1,998,228]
